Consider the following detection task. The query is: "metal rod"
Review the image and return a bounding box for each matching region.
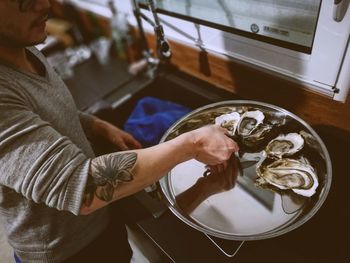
[131,0,151,54]
[131,0,171,61]
[147,0,161,25]
[140,12,156,27]
[146,0,172,60]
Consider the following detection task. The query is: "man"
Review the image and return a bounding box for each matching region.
[0,0,238,262]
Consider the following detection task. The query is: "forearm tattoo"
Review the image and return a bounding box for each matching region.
[83,152,137,207]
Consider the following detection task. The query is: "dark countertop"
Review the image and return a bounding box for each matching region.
[67,57,349,263]
[64,56,135,111]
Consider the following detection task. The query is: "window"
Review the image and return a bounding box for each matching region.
[67,0,350,101]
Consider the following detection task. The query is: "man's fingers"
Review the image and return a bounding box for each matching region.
[118,142,129,151]
[111,136,129,151]
[228,140,239,152]
[218,125,239,150]
[129,138,142,149]
[124,134,142,149]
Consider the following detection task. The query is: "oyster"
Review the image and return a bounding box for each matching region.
[241,123,273,148]
[256,158,318,197]
[264,111,288,126]
[215,112,241,136]
[237,110,265,136]
[266,133,304,159]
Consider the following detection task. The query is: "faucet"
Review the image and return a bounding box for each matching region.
[130,0,171,74]
[146,0,172,60]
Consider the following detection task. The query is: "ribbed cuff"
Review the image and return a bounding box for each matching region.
[60,158,91,216]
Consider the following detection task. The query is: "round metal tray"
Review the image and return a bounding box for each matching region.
[159,100,332,241]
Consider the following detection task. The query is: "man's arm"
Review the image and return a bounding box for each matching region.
[0,84,92,215]
[80,125,238,215]
[79,111,142,150]
[0,84,237,217]
[90,117,142,150]
[78,111,97,140]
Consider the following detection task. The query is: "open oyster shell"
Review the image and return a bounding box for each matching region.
[212,108,319,198]
[237,110,265,136]
[266,133,304,159]
[215,112,241,136]
[256,158,319,197]
[241,123,273,148]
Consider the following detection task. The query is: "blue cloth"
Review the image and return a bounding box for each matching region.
[124,97,191,147]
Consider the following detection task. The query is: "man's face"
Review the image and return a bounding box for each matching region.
[0,0,50,47]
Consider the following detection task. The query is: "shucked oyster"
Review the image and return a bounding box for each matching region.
[256,158,318,197]
[266,133,304,159]
[239,111,288,152]
[237,110,265,136]
[240,123,273,148]
[215,112,241,136]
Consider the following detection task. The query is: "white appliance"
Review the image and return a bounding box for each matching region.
[70,0,350,101]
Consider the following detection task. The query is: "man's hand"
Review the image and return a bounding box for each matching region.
[201,154,239,196]
[189,125,239,165]
[175,154,239,214]
[92,119,142,150]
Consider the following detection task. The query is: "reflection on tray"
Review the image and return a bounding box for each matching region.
[238,153,307,214]
[176,155,239,214]
[172,153,307,217]
[236,153,275,211]
[237,173,275,211]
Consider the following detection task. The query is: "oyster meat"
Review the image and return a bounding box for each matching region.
[237,110,265,136]
[256,158,318,197]
[215,112,241,136]
[266,133,304,159]
[240,123,273,149]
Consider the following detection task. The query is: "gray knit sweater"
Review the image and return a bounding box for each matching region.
[0,48,110,262]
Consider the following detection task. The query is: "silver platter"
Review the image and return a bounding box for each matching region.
[159,100,332,240]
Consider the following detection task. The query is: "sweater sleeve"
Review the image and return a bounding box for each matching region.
[0,85,90,215]
[78,110,97,140]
